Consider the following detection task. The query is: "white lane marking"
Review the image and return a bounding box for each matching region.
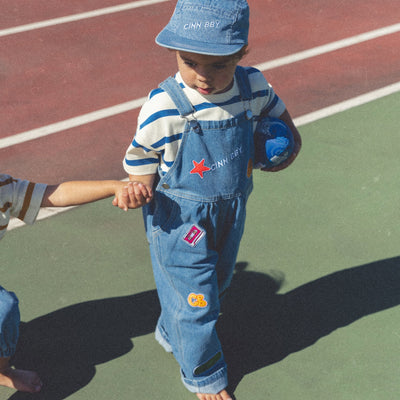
[254,23,400,72]
[0,98,147,149]
[0,0,170,38]
[8,81,400,231]
[293,81,400,127]
[2,80,400,151]
[1,24,400,149]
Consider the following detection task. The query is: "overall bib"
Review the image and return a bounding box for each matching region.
[143,66,254,393]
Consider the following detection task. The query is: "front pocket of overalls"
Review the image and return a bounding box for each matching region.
[151,192,181,237]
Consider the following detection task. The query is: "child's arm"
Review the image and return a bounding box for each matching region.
[112,174,156,210]
[41,180,137,208]
[261,109,302,172]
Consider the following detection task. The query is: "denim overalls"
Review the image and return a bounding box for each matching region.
[143,66,254,394]
[0,286,20,357]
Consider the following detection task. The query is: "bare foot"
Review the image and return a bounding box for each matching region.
[196,389,232,400]
[0,367,43,393]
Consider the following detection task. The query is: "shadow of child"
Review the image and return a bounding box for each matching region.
[9,290,160,400]
[219,257,400,393]
[8,256,400,399]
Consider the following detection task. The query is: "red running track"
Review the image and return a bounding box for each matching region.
[1,0,399,182]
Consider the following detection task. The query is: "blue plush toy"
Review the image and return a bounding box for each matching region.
[254,117,295,169]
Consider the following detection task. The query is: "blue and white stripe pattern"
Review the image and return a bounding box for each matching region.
[123,67,286,176]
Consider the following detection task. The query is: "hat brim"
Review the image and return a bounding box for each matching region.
[156,29,245,56]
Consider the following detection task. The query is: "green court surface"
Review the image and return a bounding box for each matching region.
[1,93,400,399]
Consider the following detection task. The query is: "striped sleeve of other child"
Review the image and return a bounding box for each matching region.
[0,174,47,240]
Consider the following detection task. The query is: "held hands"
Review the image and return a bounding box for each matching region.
[112,181,153,211]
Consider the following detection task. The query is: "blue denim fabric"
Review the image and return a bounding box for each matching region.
[143,67,254,394]
[156,0,249,56]
[0,286,20,357]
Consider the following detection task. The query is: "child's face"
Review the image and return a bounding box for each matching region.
[176,51,240,96]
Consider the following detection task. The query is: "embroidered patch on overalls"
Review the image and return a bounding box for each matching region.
[190,159,211,178]
[187,293,208,308]
[183,225,204,247]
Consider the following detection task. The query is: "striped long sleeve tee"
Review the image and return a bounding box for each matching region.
[123,67,286,177]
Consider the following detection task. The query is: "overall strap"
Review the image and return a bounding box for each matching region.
[159,76,195,117]
[235,66,252,101]
[235,66,253,120]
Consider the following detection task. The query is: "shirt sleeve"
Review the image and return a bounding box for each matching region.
[1,175,47,239]
[123,130,161,176]
[9,177,46,224]
[123,88,183,176]
[248,68,286,118]
[263,86,286,118]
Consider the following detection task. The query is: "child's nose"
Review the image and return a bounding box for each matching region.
[196,67,212,82]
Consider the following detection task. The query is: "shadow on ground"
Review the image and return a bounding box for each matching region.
[8,256,400,399]
[9,291,160,400]
[220,257,400,393]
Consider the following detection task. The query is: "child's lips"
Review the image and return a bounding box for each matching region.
[197,86,213,95]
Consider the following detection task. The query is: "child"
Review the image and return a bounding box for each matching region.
[121,1,301,399]
[0,174,149,393]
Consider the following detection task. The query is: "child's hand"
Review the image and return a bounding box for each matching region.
[261,146,298,172]
[112,181,153,211]
[261,130,301,172]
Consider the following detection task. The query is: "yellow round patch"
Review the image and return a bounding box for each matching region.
[187,293,208,308]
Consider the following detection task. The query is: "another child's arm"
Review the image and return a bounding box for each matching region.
[41,180,143,209]
[261,109,302,172]
[113,174,156,210]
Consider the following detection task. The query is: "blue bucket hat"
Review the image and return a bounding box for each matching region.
[156,0,249,56]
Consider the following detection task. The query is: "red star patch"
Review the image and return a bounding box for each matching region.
[190,159,211,179]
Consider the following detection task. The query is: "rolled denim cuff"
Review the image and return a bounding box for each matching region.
[181,365,228,394]
[155,325,173,353]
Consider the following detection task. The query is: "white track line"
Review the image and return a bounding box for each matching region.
[2,80,400,151]
[254,23,400,71]
[8,206,77,231]
[1,23,400,150]
[293,81,400,127]
[0,97,147,149]
[8,81,400,231]
[0,0,170,38]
